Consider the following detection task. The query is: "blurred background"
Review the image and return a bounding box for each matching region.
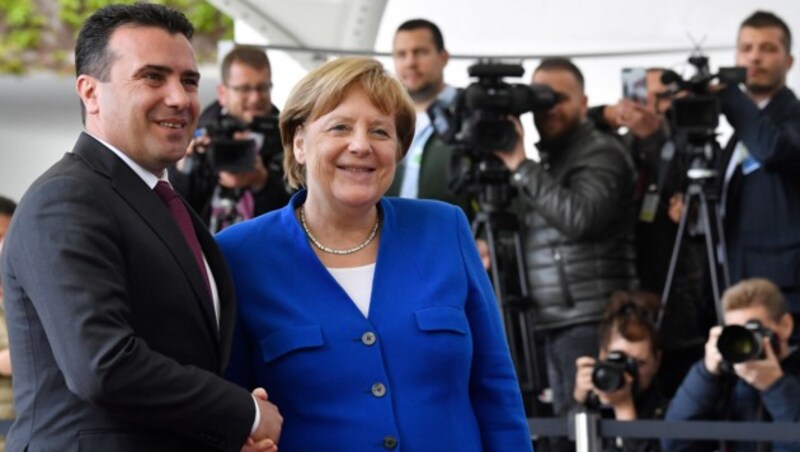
[2,0,799,202]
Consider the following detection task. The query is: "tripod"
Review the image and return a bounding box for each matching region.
[470,176,543,417]
[660,141,731,327]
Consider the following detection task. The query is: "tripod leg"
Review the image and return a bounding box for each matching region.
[659,191,693,327]
[698,191,726,325]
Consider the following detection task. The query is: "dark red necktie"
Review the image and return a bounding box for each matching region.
[154,180,212,298]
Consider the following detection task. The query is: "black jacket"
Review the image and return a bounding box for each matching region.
[511,120,638,329]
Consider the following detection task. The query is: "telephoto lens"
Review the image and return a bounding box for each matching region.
[717,319,779,363]
[591,351,638,392]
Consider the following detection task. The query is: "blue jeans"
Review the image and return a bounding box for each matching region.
[545,322,599,416]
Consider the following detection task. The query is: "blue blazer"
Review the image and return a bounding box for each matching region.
[217,191,532,451]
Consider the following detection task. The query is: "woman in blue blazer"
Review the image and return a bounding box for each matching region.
[217,56,532,451]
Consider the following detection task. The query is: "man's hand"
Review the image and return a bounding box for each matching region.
[175,134,211,172]
[250,387,283,447]
[704,326,724,376]
[668,193,685,224]
[614,99,663,138]
[734,338,784,391]
[475,239,491,271]
[573,356,596,405]
[492,116,527,172]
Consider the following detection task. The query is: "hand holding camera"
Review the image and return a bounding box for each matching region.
[714,319,784,390]
[574,352,639,419]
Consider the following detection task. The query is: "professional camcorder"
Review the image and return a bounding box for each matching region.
[199,114,280,173]
[591,351,639,392]
[429,60,559,155]
[660,54,746,135]
[717,319,780,363]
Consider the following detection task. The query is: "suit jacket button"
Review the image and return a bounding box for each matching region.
[382,435,398,450]
[371,382,386,397]
[362,331,377,346]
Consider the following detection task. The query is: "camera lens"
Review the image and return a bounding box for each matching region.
[717,324,762,363]
[591,362,626,392]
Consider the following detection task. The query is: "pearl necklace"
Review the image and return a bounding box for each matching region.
[299,206,380,255]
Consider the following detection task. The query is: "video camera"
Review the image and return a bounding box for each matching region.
[591,350,639,393]
[200,114,280,173]
[717,319,780,363]
[429,60,559,155]
[660,54,746,135]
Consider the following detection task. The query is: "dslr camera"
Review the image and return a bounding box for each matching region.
[591,350,639,392]
[199,114,280,173]
[717,319,780,363]
[429,60,559,156]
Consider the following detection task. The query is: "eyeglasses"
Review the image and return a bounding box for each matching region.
[226,82,272,95]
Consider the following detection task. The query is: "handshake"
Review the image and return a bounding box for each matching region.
[245,387,283,452]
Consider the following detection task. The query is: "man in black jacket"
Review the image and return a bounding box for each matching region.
[170,46,290,233]
[494,57,638,420]
[718,11,800,340]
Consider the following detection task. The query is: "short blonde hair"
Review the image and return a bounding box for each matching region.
[280,57,416,189]
[722,278,787,322]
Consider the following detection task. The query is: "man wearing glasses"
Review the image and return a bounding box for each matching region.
[171,46,290,232]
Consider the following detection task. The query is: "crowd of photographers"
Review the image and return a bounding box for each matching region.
[158,8,800,450]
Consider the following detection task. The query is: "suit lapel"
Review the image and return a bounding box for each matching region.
[71,134,221,346]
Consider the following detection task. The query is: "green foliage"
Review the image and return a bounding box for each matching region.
[0,0,233,74]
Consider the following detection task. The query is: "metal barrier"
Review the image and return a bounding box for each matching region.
[528,415,800,451]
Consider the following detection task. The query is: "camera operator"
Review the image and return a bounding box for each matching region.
[492,57,639,422]
[388,19,472,215]
[718,11,800,338]
[573,291,667,452]
[169,46,290,233]
[590,69,713,397]
[665,278,800,452]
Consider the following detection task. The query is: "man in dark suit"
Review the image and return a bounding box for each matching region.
[719,10,800,340]
[0,4,281,451]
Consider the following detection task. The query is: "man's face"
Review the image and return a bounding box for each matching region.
[724,304,794,357]
[392,28,448,102]
[737,26,794,97]
[645,70,671,114]
[78,25,200,175]
[601,333,660,393]
[218,61,273,124]
[532,69,587,142]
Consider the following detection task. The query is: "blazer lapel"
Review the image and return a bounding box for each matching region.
[71,134,220,343]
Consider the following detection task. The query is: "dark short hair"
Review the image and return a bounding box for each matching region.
[221,46,271,84]
[396,18,445,52]
[75,2,194,82]
[534,57,585,91]
[0,196,16,217]
[741,10,792,53]
[599,291,661,355]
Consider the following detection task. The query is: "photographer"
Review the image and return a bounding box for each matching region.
[493,57,639,421]
[718,11,800,336]
[573,291,667,452]
[169,46,290,233]
[664,278,800,452]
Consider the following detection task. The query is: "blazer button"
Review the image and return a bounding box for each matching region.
[371,382,386,397]
[362,331,377,346]
[383,435,398,450]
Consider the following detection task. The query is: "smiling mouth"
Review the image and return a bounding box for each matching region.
[157,121,186,129]
[339,165,374,173]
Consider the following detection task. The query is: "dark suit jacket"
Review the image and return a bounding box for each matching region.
[718,86,800,311]
[0,133,255,451]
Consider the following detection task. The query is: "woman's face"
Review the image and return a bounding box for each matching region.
[293,86,398,212]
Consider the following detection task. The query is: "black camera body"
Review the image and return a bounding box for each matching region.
[429,60,558,155]
[717,319,780,363]
[201,114,280,173]
[591,350,639,392]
